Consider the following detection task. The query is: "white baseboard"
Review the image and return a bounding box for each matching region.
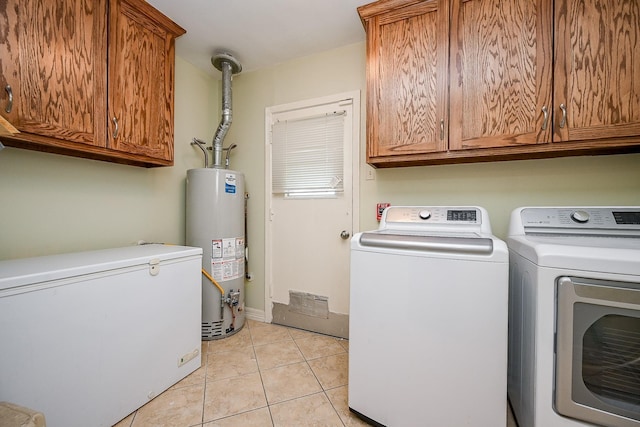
[244,306,266,323]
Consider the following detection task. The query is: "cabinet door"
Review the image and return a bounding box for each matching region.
[449,0,552,150]
[107,0,184,164]
[0,0,107,147]
[554,0,640,143]
[360,0,449,160]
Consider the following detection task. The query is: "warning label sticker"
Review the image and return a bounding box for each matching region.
[210,235,245,281]
[222,238,236,258]
[236,237,245,258]
[212,240,222,259]
[211,258,245,282]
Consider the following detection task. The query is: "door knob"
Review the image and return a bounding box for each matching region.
[340,230,350,240]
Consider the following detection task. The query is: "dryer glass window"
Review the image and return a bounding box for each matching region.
[555,276,640,426]
[581,313,640,408]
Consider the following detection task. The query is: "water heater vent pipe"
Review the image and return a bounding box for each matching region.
[211,53,242,169]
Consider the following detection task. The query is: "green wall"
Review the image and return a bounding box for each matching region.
[226,41,640,312]
[1,42,639,316]
[0,57,216,259]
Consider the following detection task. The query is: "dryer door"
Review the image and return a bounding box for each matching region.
[555,276,640,426]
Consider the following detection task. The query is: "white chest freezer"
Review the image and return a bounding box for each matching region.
[0,244,203,427]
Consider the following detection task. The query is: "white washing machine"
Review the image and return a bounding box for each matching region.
[349,206,509,427]
[507,207,640,427]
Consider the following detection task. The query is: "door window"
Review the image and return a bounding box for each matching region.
[271,111,346,198]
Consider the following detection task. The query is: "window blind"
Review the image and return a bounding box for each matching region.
[271,111,345,196]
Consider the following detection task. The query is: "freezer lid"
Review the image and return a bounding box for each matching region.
[0,244,203,291]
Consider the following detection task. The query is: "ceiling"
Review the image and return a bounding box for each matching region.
[146,0,368,77]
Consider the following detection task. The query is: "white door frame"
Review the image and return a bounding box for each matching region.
[264,91,360,323]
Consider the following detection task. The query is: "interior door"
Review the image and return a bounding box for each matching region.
[265,92,359,338]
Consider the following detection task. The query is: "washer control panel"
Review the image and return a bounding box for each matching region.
[521,207,640,229]
[383,206,481,225]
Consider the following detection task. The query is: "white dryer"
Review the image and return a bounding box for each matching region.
[507,207,640,427]
[349,206,508,427]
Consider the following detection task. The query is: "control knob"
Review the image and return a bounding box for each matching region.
[419,210,431,220]
[570,210,590,224]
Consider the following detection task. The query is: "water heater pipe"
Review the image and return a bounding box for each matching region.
[211,53,242,169]
[201,269,224,295]
[224,143,237,168]
[191,138,209,168]
[201,269,225,322]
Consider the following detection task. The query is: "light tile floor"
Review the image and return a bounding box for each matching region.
[114,319,519,427]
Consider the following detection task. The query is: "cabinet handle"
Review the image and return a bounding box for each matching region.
[559,103,567,128]
[5,85,12,114]
[112,117,119,139]
[541,106,548,130]
[439,119,444,140]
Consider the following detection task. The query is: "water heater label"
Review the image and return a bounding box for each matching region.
[210,236,245,282]
[222,238,236,258]
[235,237,245,258]
[211,259,244,281]
[212,240,222,258]
[225,173,237,194]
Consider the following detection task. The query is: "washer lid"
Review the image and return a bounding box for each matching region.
[358,206,507,260]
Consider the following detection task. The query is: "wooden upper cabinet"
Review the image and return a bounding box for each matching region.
[449,0,552,150]
[0,0,184,167]
[554,0,640,144]
[0,0,107,147]
[358,0,449,160]
[108,0,185,163]
[360,0,640,167]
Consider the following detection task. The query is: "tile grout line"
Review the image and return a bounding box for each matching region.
[204,324,274,426]
[115,322,352,427]
[251,322,277,427]
[290,329,348,427]
[200,339,209,427]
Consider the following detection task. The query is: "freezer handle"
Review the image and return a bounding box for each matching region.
[359,233,493,255]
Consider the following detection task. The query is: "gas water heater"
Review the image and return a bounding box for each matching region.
[186,52,246,340]
[186,168,245,339]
